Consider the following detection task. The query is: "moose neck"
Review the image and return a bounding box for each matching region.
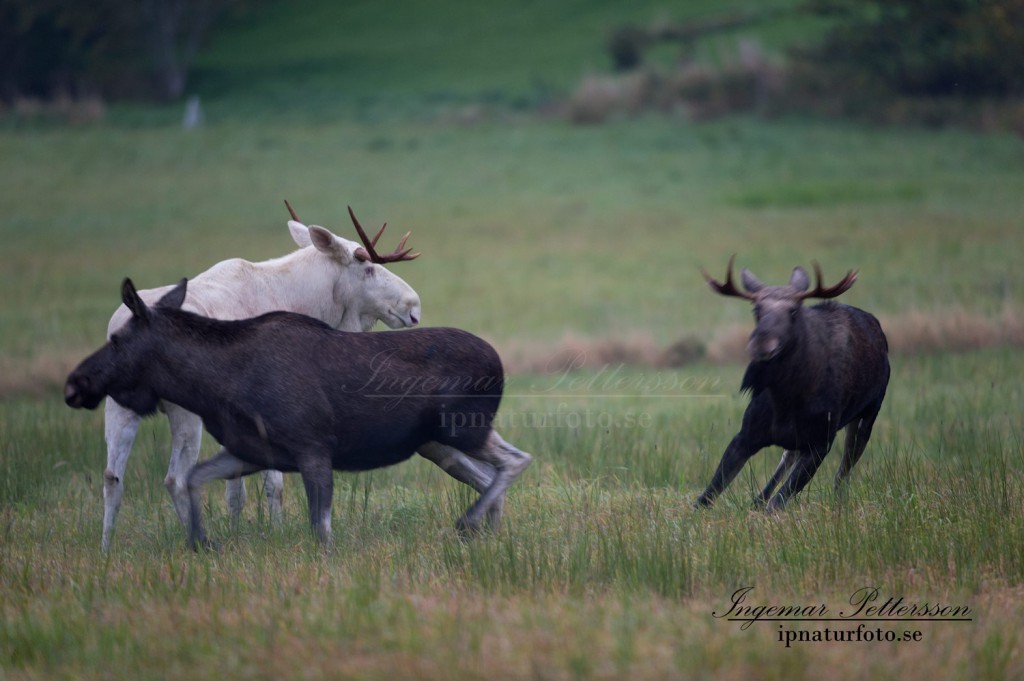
[142,316,250,416]
[249,248,355,330]
[746,310,828,405]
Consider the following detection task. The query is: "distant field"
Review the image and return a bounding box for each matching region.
[188,0,818,122]
[2,0,1023,678]
[1,116,1021,396]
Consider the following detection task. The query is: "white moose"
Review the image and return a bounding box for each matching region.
[100,202,422,551]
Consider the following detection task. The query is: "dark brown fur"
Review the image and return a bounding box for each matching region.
[695,264,890,510]
[66,279,532,547]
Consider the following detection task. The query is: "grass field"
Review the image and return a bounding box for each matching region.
[2,1,1024,679]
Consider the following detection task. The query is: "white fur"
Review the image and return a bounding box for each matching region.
[100,219,422,551]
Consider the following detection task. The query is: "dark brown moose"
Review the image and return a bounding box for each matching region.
[694,257,889,511]
[66,279,532,548]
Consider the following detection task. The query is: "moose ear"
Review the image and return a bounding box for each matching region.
[121,278,150,323]
[789,267,810,292]
[740,268,765,293]
[156,278,187,310]
[308,225,353,264]
[288,220,313,248]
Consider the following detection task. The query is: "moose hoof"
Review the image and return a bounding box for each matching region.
[189,536,220,553]
[455,516,485,540]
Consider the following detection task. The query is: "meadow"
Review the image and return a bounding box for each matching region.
[3,1,1024,678]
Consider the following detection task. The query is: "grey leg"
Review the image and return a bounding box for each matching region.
[297,458,334,547]
[418,443,497,492]
[187,449,262,550]
[262,470,285,524]
[164,404,203,527]
[453,431,532,534]
[102,398,141,552]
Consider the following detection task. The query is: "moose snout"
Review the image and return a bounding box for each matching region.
[64,379,85,408]
[64,374,101,410]
[393,301,421,328]
[747,332,781,363]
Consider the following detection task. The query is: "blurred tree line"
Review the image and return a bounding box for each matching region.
[0,0,256,103]
[802,0,1024,98]
[2,0,1022,107]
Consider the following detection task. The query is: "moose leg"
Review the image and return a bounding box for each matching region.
[757,450,794,506]
[165,404,204,527]
[261,470,285,524]
[767,448,828,512]
[186,449,262,550]
[834,401,882,493]
[297,459,334,546]
[419,442,500,529]
[418,443,497,492]
[455,431,532,534]
[224,478,247,523]
[694,433,761,508]
[226,470,284,526]
[102,397,141,552]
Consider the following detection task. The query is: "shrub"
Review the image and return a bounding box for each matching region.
[798,0,1024,98]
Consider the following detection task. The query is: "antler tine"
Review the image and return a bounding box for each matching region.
[347,205,420,263]
[368,223,387,248]
[701,254,756,300]
[284,199,301,222]
[800,261,858,300]
[347,205,381,261]
[284,197,299,222]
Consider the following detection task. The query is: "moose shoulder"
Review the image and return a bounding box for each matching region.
[66,279,532,548]
[694,257,889,511]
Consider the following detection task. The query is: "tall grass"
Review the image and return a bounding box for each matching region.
[2,350,1023,678]
[3,0,1024,676]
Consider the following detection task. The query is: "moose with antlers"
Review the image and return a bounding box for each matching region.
[97,202,422,551]
[694,257,890,511]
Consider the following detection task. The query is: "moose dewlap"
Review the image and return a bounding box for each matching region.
[66,278,532,548]
[694,257,890,511]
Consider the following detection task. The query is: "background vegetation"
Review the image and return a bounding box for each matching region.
[2,1,1022,679]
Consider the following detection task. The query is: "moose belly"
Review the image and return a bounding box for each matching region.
[770,412,841,453]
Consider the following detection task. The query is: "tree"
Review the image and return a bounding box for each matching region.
[0,0,252,103]
[802,0,1024,98]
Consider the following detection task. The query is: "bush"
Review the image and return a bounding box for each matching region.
[799,0,1024,98]
[0,0,257,104]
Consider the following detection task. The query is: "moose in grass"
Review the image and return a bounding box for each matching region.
[66,278,532,548]
[97,201,481,551]
[694,257,890,511]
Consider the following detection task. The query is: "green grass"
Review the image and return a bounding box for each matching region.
[187,0,819,123]
[3,0,1024,677]
[3,352,1024,679]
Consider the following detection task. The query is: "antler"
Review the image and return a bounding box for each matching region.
[284,199,300,222]
[701,254,757,300]
[286,200,421,264]
[798,261,857,300]
[347,206,420,263]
